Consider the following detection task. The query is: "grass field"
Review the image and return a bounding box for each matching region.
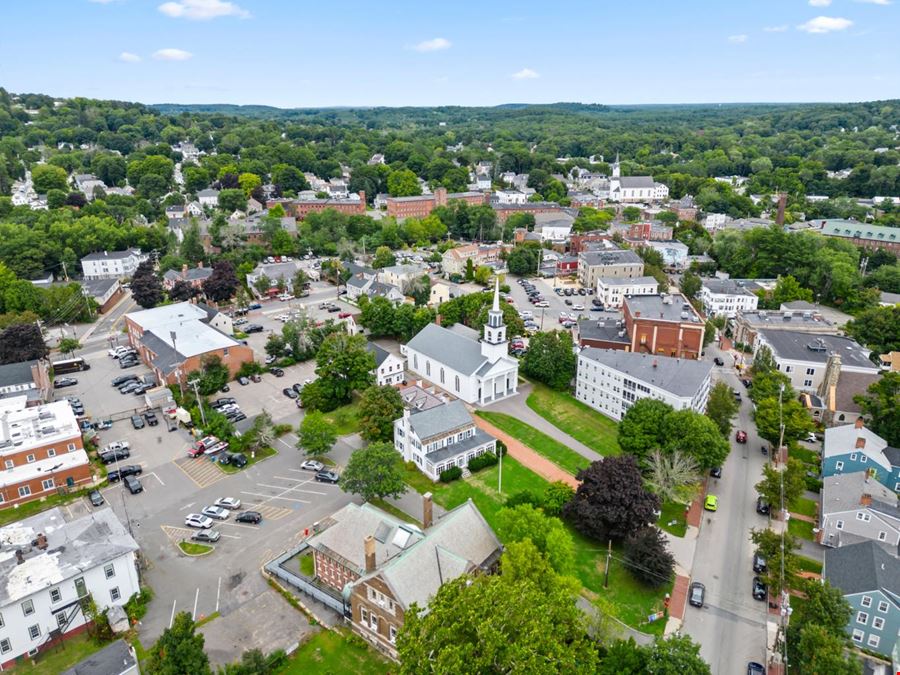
[657,501,689,538]
[791,446,819,466]
[0,491,85,527]
[299,552,315,576]
[791,497,817,519]
[278,630,390,675]
[788,518,816,541]
[178,541,213,555]
[796,556,823,576]
[322,400,362,435]
[526,382,620,457]
[29,634,107,675]
[476,411,590,476]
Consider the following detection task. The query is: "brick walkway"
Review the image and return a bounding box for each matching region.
[473,416,580,489]
[669,574,689,621]
[789,512,816,523]
[686,478,707,528]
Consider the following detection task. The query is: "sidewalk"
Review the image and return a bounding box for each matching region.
[664,573,690,635]
[473,415,580,488]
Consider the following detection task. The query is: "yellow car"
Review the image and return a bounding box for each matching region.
[704,495,719,512]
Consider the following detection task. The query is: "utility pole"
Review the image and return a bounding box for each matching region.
[497,441,502,495]
[777,382,789,672]
[604,540,612,588]
[61,260,69,282]
[189,379,207,426]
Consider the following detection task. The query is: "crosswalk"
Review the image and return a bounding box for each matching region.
[174,456,225,488]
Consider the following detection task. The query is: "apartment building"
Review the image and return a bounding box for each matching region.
[595,276,659,308]
[623,293,705,359]
[698,278,763,318]
[577,249,644,290]
[441,243,505,277]
[80,249,148,280]
[731,309,838,351]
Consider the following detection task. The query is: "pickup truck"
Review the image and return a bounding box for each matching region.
[188,435,220,457]
[104,440,131,453]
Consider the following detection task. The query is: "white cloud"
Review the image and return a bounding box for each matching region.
[728,34,748,43]
[854,0,891,4]
[152,48,193,61]
[412,37,451,52]
[118,52,141,63]
[808,0,831,6]
[797,16,853,32]
[512,68,540,80]
[89,0,118,4]
[158,0,250,20]
[763,25,789,32]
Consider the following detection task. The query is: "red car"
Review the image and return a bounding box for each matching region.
[735,430,748,444]
[338,312,351,319]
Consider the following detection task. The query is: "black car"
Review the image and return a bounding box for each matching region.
[752,576,767,601]
[144,411,158,426]
[124,475,143,494]
[741,378,752,388]
[713,357,724,366]
[245,324,264,333]
[54,377,78,388]
[282,387,298,399]
[112,375,139,387]
[88,490,104,507]
[107,464,142,482]
[100,449,131,464]
[752,552,767,573]
[747,662,766,675]
[131,415,145,430]
[292,382,304,394]
[236,510,262,524]
[269,367,284,377]
[315,470,340,484]
[756,496,770,515]
[214,397,236,407]
[689,582,705,608]
[709,467,722,479]
[223,452,248,467]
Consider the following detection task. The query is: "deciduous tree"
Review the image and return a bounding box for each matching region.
[57,337,81,357]
[663,409,731,470]
[296,411,337,456]
[853,372,899,446]
[0,323,48,365]
[705,380,740,437]
[496,503,575,576]
[145,611,211,675]
[521,330,577,390]
[130,260,163,309]
[623,526,675,588]
[313,333,375,408]
[617,398,672,462]
[755,457,807,513]
[202,260,239,303]
[340,442,406,502]
[358,385,404,443]
[372,245,396,269]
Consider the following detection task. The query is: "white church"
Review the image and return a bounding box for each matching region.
[608,154,669,202]
[402,281,519,406]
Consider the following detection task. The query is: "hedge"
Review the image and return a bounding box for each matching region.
[467,452,499,473]
[439,466,463,483]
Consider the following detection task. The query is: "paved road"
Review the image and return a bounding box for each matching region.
[681,343,769,674]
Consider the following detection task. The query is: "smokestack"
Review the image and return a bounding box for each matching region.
[423,492,433,529]
[364,536,376,573]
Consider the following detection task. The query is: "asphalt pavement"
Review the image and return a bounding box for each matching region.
[681,343,770,674]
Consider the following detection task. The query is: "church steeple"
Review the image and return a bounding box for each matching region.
[612,152,621,178]
[481,279,508,360]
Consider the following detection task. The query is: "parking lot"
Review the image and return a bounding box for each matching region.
[505,274,602,332]
[62,315,360,663]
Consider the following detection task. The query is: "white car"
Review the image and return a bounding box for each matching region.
[185,514,214,529]
[108,346,135,359]
[201,506,230,520]
[214,497,242,510]
[572,304,585,311]
[104,440,131,452]
[300,460,324,472]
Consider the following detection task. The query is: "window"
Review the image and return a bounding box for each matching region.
[42,478,54,490]
[878,531,887,541]
[425,361,430,376]
[74,577,87,598]
[360,607,368,624]
[784,365,793,373]
[455,375,460,392]
[25,454,35,463]
[0,612,3,627]
[50,587,61,603]
[0,639,9,654]
[104,563,115,579]
[835,520,844,529]
[56,612,67,629]
[867,635,880,648]
[4,459,12,469]
[835,461,844,470]
[67,443,76,452]
[857,611,869,625]
[872,617,884,630]
[856,512,871,522]
[851,629,864,643]
[877,600,889,613]
[850,453,858,461]
[47,448,56,457]
[28,624,40,640]
[440,368,445,385]
[861,596,872,608]
[22,599,34,616]
[806,367,815,375]
[803,379,813,387]
[389,625,398,644]
[110,587,121,601]
[860,455,867,463]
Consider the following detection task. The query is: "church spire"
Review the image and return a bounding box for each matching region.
[482,277,508,359]
[491,277,500,312]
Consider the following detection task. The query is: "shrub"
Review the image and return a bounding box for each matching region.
[124,587,154,622]
[542,481,575,517]
[273,423,293,437]
[506,489,542,508]
[439,466,463,483]
[467,452,499,473]
[623,527,675,588]
[804,476,823,493]
[276,356,296,367]
[496,439,508,456]
[237,360,265,378]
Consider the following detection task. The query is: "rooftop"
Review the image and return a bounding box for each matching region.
[737,309,835,330]
[126,302,237,359]
[701,278,766,296]
[824,423,888,462]
[626,293,703,324]
[406,323,492,375]
[579,249,643,267]
[80,277,119,298]
[824,541,900,596]
[0,507,138,607]
[615,176,656,188]
[758,330,876,370]
[81,248,143,262]
[365,342,391,368]
[0,450,90,490]
[0,399,80,454]
[577,317,630,345]
[62,640,137,675]
[580,349,713,397]
[407,400,474,443]
[0,360,38,388]
[820,472,898,518]
[596,275,658,287]
[398,384,447,411]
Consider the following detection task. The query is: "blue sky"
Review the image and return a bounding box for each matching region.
[1,0,897,107]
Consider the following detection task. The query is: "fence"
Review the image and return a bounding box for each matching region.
[264,543,350,617]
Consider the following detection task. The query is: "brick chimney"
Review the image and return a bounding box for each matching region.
[423,492,433,529]
[35,533,48,550]
[855,417,865,429]
[856,436,866,449]
[197,261,203,269]
[860,493,872,507]
[364,535,376,573]
[15,549,24,565]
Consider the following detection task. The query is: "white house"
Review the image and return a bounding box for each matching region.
[80,248,148,280]
[393,400,497,481]
[346,275,404,305]
[197,188,219,206]
[575,348,713,422]
[475,175,492,191]
[0,508,139,667]
[379,264,429,290]
[494,189,528,205]
[703,213,730,232]
[698,278,761,318]
[366,343,406,386]
[642,240,689,269]
[535,219,573,242]
[595,276,659,309]
[72,174,107,200]
[402,282,518,406]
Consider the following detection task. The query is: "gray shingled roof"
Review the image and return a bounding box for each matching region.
[824,540,900,596]
[884,446,900,467]
[426,429,494,463]
[701,278,764,296]
[580,348,712,397]
[408,400,474,443]
[62,639,136,675]
[577,317,629,344]
[365,342,390,368]
[406,323,488,375]
[0,360,37,388]
[81,248,141,262]
[759,330,876,369]
[80,277,118,298]
[820,472,898,518]
[616,176,656,189]
[140,331,184,375]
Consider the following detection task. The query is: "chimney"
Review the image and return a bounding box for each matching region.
[860,493,872,507]
[364,536,376,573]
[856,436,866,449]
[423,492,433,529]
[197,261,203,269]
[15,549,24,565]
[652,359,658,369]
[854,417,865,429]
[35,533,48,550]
[181,264,188,275]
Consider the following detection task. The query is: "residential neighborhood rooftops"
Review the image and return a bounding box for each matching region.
[820,472,898,518]
[758,330,875,369]
[580,348,713,397]
[0,507,138,606]
[823,540,900,596]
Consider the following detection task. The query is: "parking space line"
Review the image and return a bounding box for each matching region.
[240,490,310,504]
[148,471,165,486]
[256,482,328,495]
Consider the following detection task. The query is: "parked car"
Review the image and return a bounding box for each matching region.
[751,576,767,601]
[130,415,145,429]
[191,529,220,543]
[144,411,158,426]
[201,505,230,520]
[709,467,722,478]
[237,376,250,385]
[713,357,724,366]
[223,452,247,467]
[100,449,131,464]
[741,378,752,388]
[245,324,264,333]
[704,495,718,512]
[108,465,142,482]
[124,476,143,494]
[54,377,78,388]
[104,440,130,453]
[250,373,262,383]
[96,419,113,430]
[752,552,767,573]
[689,582,705,608]
[315,470,340,484]
[185,514,214,529]
[236,511,262,524]
[214,497,241,510]
[112,375,139,387]
[88,490,104,507]
[248,302,262,310]
[756,497,770,515]
[214,397,236,406]
[747,662,766,675]
[269,367,285,377]
[282,387,298,399]
[735,430,747,443]
[300,460,324,472]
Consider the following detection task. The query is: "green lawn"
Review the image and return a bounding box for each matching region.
[788,518,816,541]
[219,446,278,474]
[278,630,391,675]
[476,411,590,476]
[791,497,817,519]
[791,446,819,466]
[0,490,86,527]
[322,400,362,436]
[796,556,823,576]
[178,541,213,555]
[299,552,315,576]
[657,500,688,538]
[526,382,620,457]
[29,634,108,675]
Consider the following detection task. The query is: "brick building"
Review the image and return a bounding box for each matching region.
[0,360,52,406]
[0,398,93,509]
[493,201,567,223]
[267,193,367,221]
[624,294,705,359]
[386,188,487,219]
